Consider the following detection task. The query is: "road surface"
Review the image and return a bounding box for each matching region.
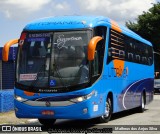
[2,94,160,134]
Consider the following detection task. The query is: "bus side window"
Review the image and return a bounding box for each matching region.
[93,51,99,76]
[91,26,106,83]
[92,40,105,77]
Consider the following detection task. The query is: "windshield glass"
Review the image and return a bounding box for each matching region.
[16,30,91,90]
[51,31,91,87]
[16,32,52,87]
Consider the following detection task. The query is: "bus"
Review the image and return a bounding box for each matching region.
[3,16,154,126]
[154,52,160,93]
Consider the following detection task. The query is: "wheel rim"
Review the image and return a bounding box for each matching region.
[142,96,145,109]
[102,100,110,119]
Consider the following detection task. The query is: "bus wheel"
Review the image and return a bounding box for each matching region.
[137,92,145,113]
[99,97,112,123]
[38,119,56,126]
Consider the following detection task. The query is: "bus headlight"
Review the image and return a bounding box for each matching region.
[15,95,27,102]
[70,90,95,103]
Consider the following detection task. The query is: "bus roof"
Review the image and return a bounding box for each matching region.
[24,16,152,46]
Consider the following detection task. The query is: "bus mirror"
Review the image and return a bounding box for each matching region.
[88,36,103,61]
[2,39,19,61]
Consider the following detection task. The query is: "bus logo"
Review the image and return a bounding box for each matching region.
[45,101,51,107]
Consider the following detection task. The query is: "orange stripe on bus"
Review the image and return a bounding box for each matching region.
[111,20,122,33]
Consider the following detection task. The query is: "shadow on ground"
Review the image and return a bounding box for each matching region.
[35,107,147,132]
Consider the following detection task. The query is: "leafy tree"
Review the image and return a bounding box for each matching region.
[126,2,160,52]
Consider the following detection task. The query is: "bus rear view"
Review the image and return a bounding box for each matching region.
[3,16,154,126]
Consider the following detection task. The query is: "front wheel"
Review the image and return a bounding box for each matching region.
[38,119,56,127]
[99,97,112,123]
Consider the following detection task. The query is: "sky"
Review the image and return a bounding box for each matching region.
[0,0,160,47]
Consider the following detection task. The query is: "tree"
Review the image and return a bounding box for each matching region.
[126,2,160,52]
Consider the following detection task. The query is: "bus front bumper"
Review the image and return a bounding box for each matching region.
[14,98,103,120]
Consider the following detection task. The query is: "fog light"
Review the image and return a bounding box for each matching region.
[83,108,88,114]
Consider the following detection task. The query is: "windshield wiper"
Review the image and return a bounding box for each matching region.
[28,64,46,90]
[52,62,70,91]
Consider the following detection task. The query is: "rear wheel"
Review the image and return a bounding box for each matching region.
[99,97,112,123]
[137,92,145,113]
[38,119,56,126]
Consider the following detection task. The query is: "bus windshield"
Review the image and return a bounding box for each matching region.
[16,30,92,90]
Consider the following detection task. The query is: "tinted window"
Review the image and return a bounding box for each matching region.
[107,29,153,66]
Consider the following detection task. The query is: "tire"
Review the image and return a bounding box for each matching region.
[99,97,112,123]
[137,93,145,113]
[38,119,56,126]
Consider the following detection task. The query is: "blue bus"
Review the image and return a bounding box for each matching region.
[3,16,154,126]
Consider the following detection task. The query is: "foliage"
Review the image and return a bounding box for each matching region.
[126,2,160,52]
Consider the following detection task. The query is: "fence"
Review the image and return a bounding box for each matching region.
[0,47,17,112]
